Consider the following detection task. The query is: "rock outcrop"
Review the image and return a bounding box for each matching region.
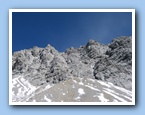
[94,36,132,90]
[12,36,132,102]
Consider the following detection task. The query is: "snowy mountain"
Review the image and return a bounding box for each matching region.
[11,36,132,103]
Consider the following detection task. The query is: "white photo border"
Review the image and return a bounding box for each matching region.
[9,9,135,105]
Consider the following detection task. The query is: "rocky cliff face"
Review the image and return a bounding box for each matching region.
[12,36,132,102]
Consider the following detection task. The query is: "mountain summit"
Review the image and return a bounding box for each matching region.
[12,36,132,102]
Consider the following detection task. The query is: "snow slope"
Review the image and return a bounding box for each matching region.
[12,77,132,102]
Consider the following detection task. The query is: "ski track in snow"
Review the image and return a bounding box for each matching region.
[84,85,100,92]
[97,80,111,88]
[103,90,127,102]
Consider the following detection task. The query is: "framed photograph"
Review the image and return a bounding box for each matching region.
[9,9,135,105]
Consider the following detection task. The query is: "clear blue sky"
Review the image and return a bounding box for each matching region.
[12,12,132,52]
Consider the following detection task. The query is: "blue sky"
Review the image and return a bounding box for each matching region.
[12,12,132,52]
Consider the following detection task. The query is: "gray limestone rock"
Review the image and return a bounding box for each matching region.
[93,36,132,90]
[12,36,132,91]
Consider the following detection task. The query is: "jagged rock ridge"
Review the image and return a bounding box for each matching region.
[12,36,132,102]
